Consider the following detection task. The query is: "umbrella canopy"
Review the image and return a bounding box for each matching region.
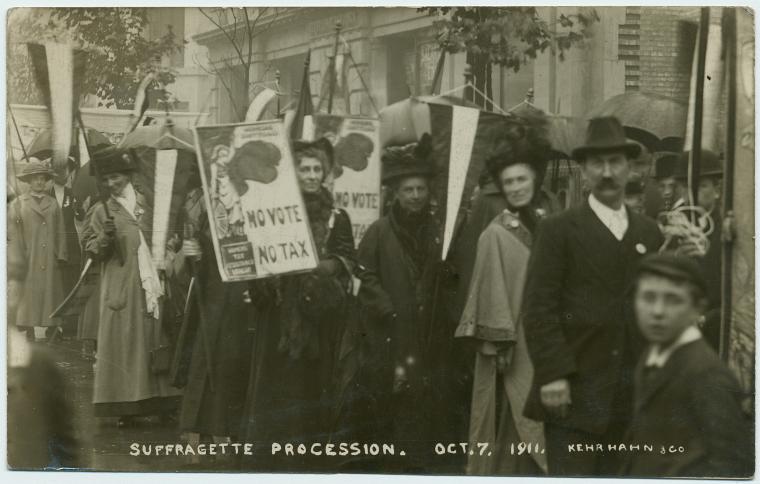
[27,128,111,160]
[586,92,687,153]
[379,94,480,148]
[119,124,195,152]
[117,122,201,248]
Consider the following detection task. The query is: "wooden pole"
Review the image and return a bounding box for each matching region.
[689,7,710,206]
[7,103,30,163]
[76,111,124,265]
[720,7,737,360]
[327,20,342,114]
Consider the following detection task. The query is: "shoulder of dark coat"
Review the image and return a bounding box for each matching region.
[333,208,352,225]
[631,211,662,235]
[674,339,737,383]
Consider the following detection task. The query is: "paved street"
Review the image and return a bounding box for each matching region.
[42,338,194,472]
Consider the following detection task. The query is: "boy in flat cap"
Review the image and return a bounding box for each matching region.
[621,253,752,478]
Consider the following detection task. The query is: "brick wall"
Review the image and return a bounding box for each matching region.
[637,7,699,102]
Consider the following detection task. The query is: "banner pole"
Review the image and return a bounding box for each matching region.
[327,20,343,114]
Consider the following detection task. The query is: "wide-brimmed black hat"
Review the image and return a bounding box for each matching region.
[381,133,435,184]
[91,146,138,175]
[572,116,641,161]
[17,159,54,181]
[637,253,707,297]
[292,137,335,173]
[673,149,723,180]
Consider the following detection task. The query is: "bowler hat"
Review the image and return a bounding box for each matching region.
[637,253,707,297]
[381,133,435,184]
[91,146,138,175]
[653,153,680,180]
[17,159,54,181]
[572,116,641,161]
[673,150,723,180]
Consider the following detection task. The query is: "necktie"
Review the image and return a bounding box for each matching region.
[610,211,625,240]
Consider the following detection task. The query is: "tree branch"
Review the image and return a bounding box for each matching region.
[198,7,246,69]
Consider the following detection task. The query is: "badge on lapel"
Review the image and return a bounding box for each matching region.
[635,243,647,254]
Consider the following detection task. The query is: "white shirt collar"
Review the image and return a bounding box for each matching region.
[113,182,137,217]
[588,193,629,240]
[645,325,702,368]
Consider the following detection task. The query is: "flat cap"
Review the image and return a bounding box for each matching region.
[637,253,707,297]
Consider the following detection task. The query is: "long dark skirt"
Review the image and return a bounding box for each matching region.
[178,278,255,439]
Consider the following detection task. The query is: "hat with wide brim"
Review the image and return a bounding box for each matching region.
[91,146,139,175]
[572,116,642,161]
[292,137,335,173]
[381,133,436,184]
[17,159,54,181]
[673,149,723,180]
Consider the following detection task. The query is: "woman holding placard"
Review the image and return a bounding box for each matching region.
[242,137,357,472]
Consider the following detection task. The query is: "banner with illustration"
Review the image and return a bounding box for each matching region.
[313,114,382,246]
[194,120,319,281]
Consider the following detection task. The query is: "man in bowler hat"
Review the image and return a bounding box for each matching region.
[522,117,664,475]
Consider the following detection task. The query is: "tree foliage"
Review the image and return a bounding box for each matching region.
[7,8,183,109]
[420,7,599,108]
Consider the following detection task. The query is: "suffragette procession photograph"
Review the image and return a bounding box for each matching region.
[4,5,756,480]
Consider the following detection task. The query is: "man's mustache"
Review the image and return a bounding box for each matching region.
[596,178,619,190]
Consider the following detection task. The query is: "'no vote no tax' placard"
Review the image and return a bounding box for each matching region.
[313,114,382,246]
[194,119,319,281]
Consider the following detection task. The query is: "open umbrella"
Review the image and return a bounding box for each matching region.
[27,128,111,160]
[586,92,688,153]
[116,121,200,254]
[25,128,113,218]
[379,94,480,147]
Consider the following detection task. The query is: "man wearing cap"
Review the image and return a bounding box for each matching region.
[8,159,68,342]
[621,253,751,477]
[522,117,664,475]
[671,149,724,351]
[357,134,459,471]
[49,157,83,341]
[651,153,688,214]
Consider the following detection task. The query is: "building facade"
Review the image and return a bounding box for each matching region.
[176,7,703,127]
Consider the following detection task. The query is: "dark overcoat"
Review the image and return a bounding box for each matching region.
[620,339,752,478]
[243,205,355,471]
[177,190,256,438]
[522,201,663,435]
[356,205,463,470]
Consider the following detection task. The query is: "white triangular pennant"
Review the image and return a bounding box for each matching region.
[442,106,480,260]
[152,149,178,270]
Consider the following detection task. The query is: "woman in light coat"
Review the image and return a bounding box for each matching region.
[84,147,181,427]
[456,130,555,475]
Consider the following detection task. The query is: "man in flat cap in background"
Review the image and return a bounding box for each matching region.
[522,117,663,476]
[671,149,725,351]
[621,253,752,478]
